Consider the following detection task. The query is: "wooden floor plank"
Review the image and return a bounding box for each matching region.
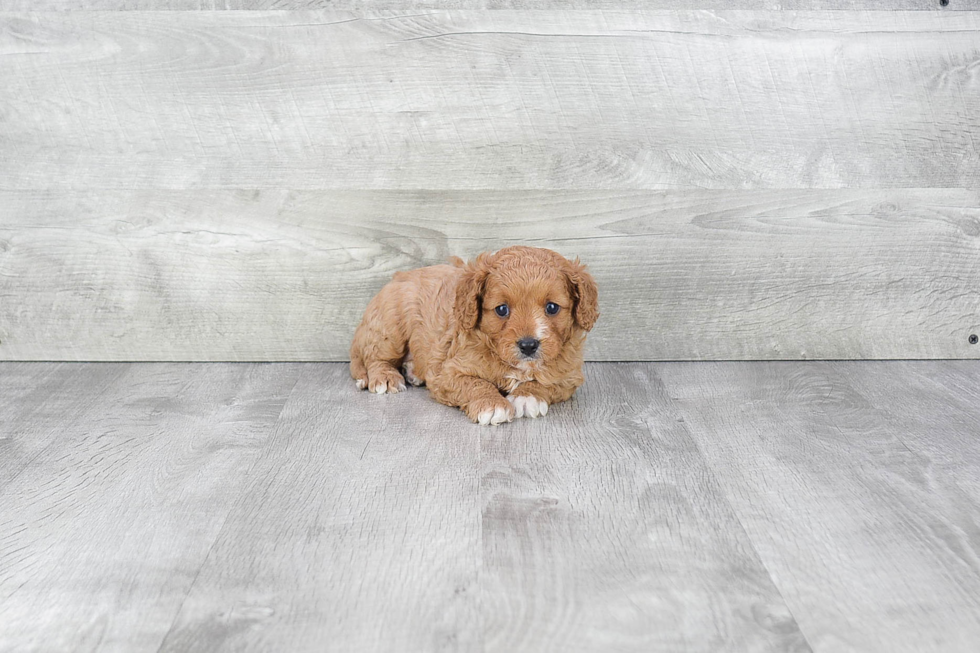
[157,364,482,652]
[0,363,299,652]
[3,361,979,651]
[842,360,980,455]
[657,361,980,653]
[481,363,810,652]
[835,360,980,543]
[0,363,129,491]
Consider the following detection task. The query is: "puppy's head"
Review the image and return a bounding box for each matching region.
[454,246,599,367]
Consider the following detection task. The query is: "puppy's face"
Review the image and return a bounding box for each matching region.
[454,247,599,369]
[480,268,574,367]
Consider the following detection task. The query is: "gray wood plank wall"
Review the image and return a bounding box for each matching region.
[1,8,978,361]
[3,2,980,10]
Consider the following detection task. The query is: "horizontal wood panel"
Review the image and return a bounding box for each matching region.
[2,189,977,361]
[2,2,978,10]
[1,11,979,189]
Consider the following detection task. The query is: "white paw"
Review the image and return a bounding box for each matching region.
[402,359,424,386]
[355,379,367,390]
[507,394,549,418]
[370,379,406,394]
[477,406,513,426]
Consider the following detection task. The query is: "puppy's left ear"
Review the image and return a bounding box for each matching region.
[566,258,599,332]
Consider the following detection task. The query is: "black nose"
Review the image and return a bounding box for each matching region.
[517,338,540,357]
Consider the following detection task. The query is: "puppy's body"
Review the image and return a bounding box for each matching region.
[350,261,462,394]
[350,246,598,425]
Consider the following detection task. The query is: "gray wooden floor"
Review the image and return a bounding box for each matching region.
[1,362,978,652]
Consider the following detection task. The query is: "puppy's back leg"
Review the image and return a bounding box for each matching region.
[349,352,369,390]
[351,327,407,394]
[401,351,425,387]
[350,284,409,394]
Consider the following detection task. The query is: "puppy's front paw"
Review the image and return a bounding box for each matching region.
[466,398,515,426]
[507,394,549,418]
[367,367,406,394]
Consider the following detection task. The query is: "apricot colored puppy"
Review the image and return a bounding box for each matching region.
[350,246,599,425]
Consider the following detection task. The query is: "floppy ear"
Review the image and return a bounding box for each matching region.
[454,253,492,330]
[566,258,599,332]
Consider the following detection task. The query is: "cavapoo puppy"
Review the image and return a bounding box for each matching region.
[350,246,599,425]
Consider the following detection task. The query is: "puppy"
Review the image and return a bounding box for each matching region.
[350,246,599,425]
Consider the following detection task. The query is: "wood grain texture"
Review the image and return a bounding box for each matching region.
[3,1,979,9]
[158,364,482,652]
[0,362,298,652]
[658,361,980,653]
[0,363,127,491]
[3,361,980,650]
[1,10,979,190]
[481,362,810,652]
[2,189,978,361]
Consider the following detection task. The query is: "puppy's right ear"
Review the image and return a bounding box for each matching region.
[454,253,492,330]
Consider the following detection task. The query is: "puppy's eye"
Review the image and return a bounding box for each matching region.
[494,304,509,318]
[545,302,560,315]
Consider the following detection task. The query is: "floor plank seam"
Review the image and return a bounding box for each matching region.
[6,362,980,651]
[152,365,305,653]
[651,366,820,653]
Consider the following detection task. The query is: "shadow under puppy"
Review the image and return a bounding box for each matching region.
[350,246,599,425]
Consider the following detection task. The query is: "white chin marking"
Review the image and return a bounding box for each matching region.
[507,394,549,418]
[478,406,513,426]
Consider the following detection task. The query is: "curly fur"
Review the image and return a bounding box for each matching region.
[349,246,599,425]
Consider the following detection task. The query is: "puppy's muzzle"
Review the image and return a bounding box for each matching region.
[517,337,540,358]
